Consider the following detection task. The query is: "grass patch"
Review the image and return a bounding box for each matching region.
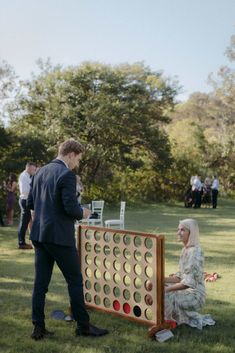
[0,199,235,352]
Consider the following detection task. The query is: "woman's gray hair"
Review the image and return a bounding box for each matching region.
[179,218,200,247]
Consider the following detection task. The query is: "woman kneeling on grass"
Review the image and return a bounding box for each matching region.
[165,218,215,329]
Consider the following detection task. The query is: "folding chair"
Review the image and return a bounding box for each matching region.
[104,201,126,229]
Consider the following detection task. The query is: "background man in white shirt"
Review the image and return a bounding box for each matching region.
[211,175,219,209]
[18,162,36,249]
[192,175,202,208]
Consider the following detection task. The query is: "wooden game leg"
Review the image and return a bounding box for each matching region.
[148,320,177,337]
[148,325,163,338]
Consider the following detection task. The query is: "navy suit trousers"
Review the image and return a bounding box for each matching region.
[212,189,218,208]
[18,198,31,245]
[32,241,89,328]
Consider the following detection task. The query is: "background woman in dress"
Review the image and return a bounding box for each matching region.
[5,173,17,225]
[165,218,215,329]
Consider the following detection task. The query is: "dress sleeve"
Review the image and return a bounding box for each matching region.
[180,247,204,289]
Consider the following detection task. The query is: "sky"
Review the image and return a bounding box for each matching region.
[0,0,234,101]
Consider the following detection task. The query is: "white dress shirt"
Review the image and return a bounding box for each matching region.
[192,177,202,191]
[212,179,219,190]
[18,170,32,199]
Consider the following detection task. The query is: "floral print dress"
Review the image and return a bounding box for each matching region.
[165,245,215,329]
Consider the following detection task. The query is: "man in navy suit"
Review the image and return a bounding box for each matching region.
[28,139,109,340]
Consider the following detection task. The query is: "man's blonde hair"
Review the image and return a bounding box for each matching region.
[58,138,84,156]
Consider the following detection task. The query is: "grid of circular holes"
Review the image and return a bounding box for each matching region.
[85,229,156,320]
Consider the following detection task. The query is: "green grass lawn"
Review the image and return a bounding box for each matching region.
[0,199,235,353]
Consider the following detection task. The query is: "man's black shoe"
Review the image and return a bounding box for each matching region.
[18,243,33,250]
[31,325,54,340]
[76,323,109,337]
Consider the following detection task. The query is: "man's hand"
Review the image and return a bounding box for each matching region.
[82,207,91,219]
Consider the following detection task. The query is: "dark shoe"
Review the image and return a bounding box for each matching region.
[18,243,33,250]
[76,323,109,337]
[31,325,54,340]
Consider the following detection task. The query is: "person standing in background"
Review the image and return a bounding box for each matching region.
[5,173,17,225]
[76,174,83,204]
[18,162,36,249]
[192,175,202,208]
[211,175,219,209]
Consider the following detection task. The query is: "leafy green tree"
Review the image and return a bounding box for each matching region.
[7,62,178,201]
[167,32,235,197]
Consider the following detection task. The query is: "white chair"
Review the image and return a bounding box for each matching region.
[105,201,126,229]
[87,200,105,227]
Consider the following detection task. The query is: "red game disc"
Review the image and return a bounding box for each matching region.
[113,300,120,311]
[123,302,131,314]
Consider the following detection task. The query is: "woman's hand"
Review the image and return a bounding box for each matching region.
[165,275,180,284]
[165,282,189,293]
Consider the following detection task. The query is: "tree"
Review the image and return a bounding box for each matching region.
[7,61,179,201]
[167,32,235,197]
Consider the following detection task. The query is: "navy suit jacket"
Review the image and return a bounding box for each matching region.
[27,159,83,247]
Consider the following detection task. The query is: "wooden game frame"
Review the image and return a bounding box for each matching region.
[77,225,165,335]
